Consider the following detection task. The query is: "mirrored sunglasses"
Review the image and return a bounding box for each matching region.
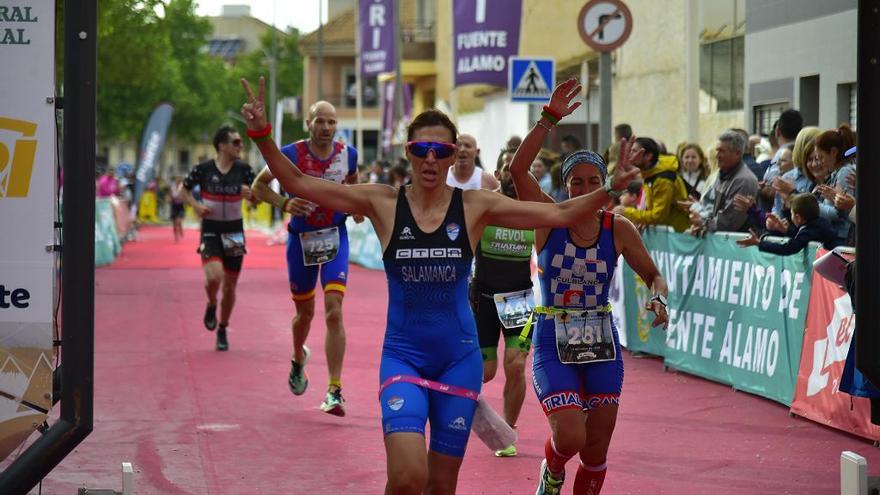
[406,141,457,159]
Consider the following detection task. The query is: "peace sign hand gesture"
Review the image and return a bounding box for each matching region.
[546,78,583,120]
[240,77,268,132]
[609,135,642,191]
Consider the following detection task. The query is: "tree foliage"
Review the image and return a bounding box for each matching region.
[229,27,307,144]
[97,0,177,141]
[93,0,305,144]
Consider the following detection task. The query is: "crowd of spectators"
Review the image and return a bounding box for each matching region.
[496,108,858,257]
[195,107,857,261]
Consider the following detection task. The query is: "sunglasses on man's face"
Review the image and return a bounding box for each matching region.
[227,138,243,147]
[406,141,457,159]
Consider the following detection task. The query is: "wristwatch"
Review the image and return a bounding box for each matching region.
[603,176,624,198]
[650,294,667,308]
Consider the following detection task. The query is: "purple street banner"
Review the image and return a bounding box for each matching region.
[381,80,394,152]
[453,0,523,87]
[359,0,396,77]
[380,80,413,152]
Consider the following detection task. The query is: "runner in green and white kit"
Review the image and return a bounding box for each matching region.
[468,149,535,457]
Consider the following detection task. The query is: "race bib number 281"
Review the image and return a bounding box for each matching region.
[553,312,616,364]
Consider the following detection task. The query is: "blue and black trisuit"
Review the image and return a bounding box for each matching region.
[379,186,483,457]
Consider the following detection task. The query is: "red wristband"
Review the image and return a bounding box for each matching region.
[246,123,272,139]
[541,105,563,122]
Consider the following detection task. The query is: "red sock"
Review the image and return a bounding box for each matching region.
[573,462,606,495]
[544,437,575,476]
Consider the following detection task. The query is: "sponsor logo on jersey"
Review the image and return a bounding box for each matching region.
[532,374,543,396]
[446,222,460,241]
[541,391,582,413]
[563,289,585,306]
[448,416,468,431]
[573,261,587,277]
[395,248,462,259]
[584,394,619,411]
[387,396,405,411]
[338,272,347,280]
[399,226,415,240]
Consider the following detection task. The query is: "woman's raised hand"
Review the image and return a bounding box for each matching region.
[240,77,268,132]
[546,78,583,120]
[610,136,641,191]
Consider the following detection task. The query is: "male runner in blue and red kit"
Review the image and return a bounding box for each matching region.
[252,101,358,416]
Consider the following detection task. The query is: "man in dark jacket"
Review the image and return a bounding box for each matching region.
[736,193,837,255]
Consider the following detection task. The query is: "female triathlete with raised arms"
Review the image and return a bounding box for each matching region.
[240,76,639,495]
[511,80,669,495]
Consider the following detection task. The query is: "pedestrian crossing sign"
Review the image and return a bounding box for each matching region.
[509,57,555,103]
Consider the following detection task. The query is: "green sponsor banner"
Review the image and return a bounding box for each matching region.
[624,229,815,406]
[95,199,121,266]
[622,260,667,356]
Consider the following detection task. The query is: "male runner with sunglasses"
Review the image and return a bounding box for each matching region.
[181,125,255,351]
[251,101,358,416]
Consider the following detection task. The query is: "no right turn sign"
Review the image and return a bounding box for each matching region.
[577,0,633,52]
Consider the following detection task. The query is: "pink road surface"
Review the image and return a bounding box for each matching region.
[28,226,879,494]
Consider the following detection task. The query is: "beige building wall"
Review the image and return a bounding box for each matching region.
[615,0,743,157]
[613,0,689,150]
[699,112,744,165]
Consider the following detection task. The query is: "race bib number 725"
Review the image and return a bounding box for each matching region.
[299,227,340,266]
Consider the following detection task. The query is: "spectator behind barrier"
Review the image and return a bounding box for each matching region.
[756,120,779,174]
[732,128,766,180]
[548,162,568,203]
[760,110,804,212]
[693,130,759,234]
[736,193,837,255]
[559,134,581,163]
[732,142,794,233]
[96,168,119,198]
[388,163,410,187]
[530,152,553,193]
[771,127,822,218]
[813,125,857,246]
[506,135,522,151]
[613,137,691,232]
[677,143,710,198]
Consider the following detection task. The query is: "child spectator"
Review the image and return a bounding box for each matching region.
[736,193,837,255]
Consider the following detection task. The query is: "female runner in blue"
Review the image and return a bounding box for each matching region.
[511,80,669,495]
[240,76,639,495]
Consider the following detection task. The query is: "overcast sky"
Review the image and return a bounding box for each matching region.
[195,0,327,33]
